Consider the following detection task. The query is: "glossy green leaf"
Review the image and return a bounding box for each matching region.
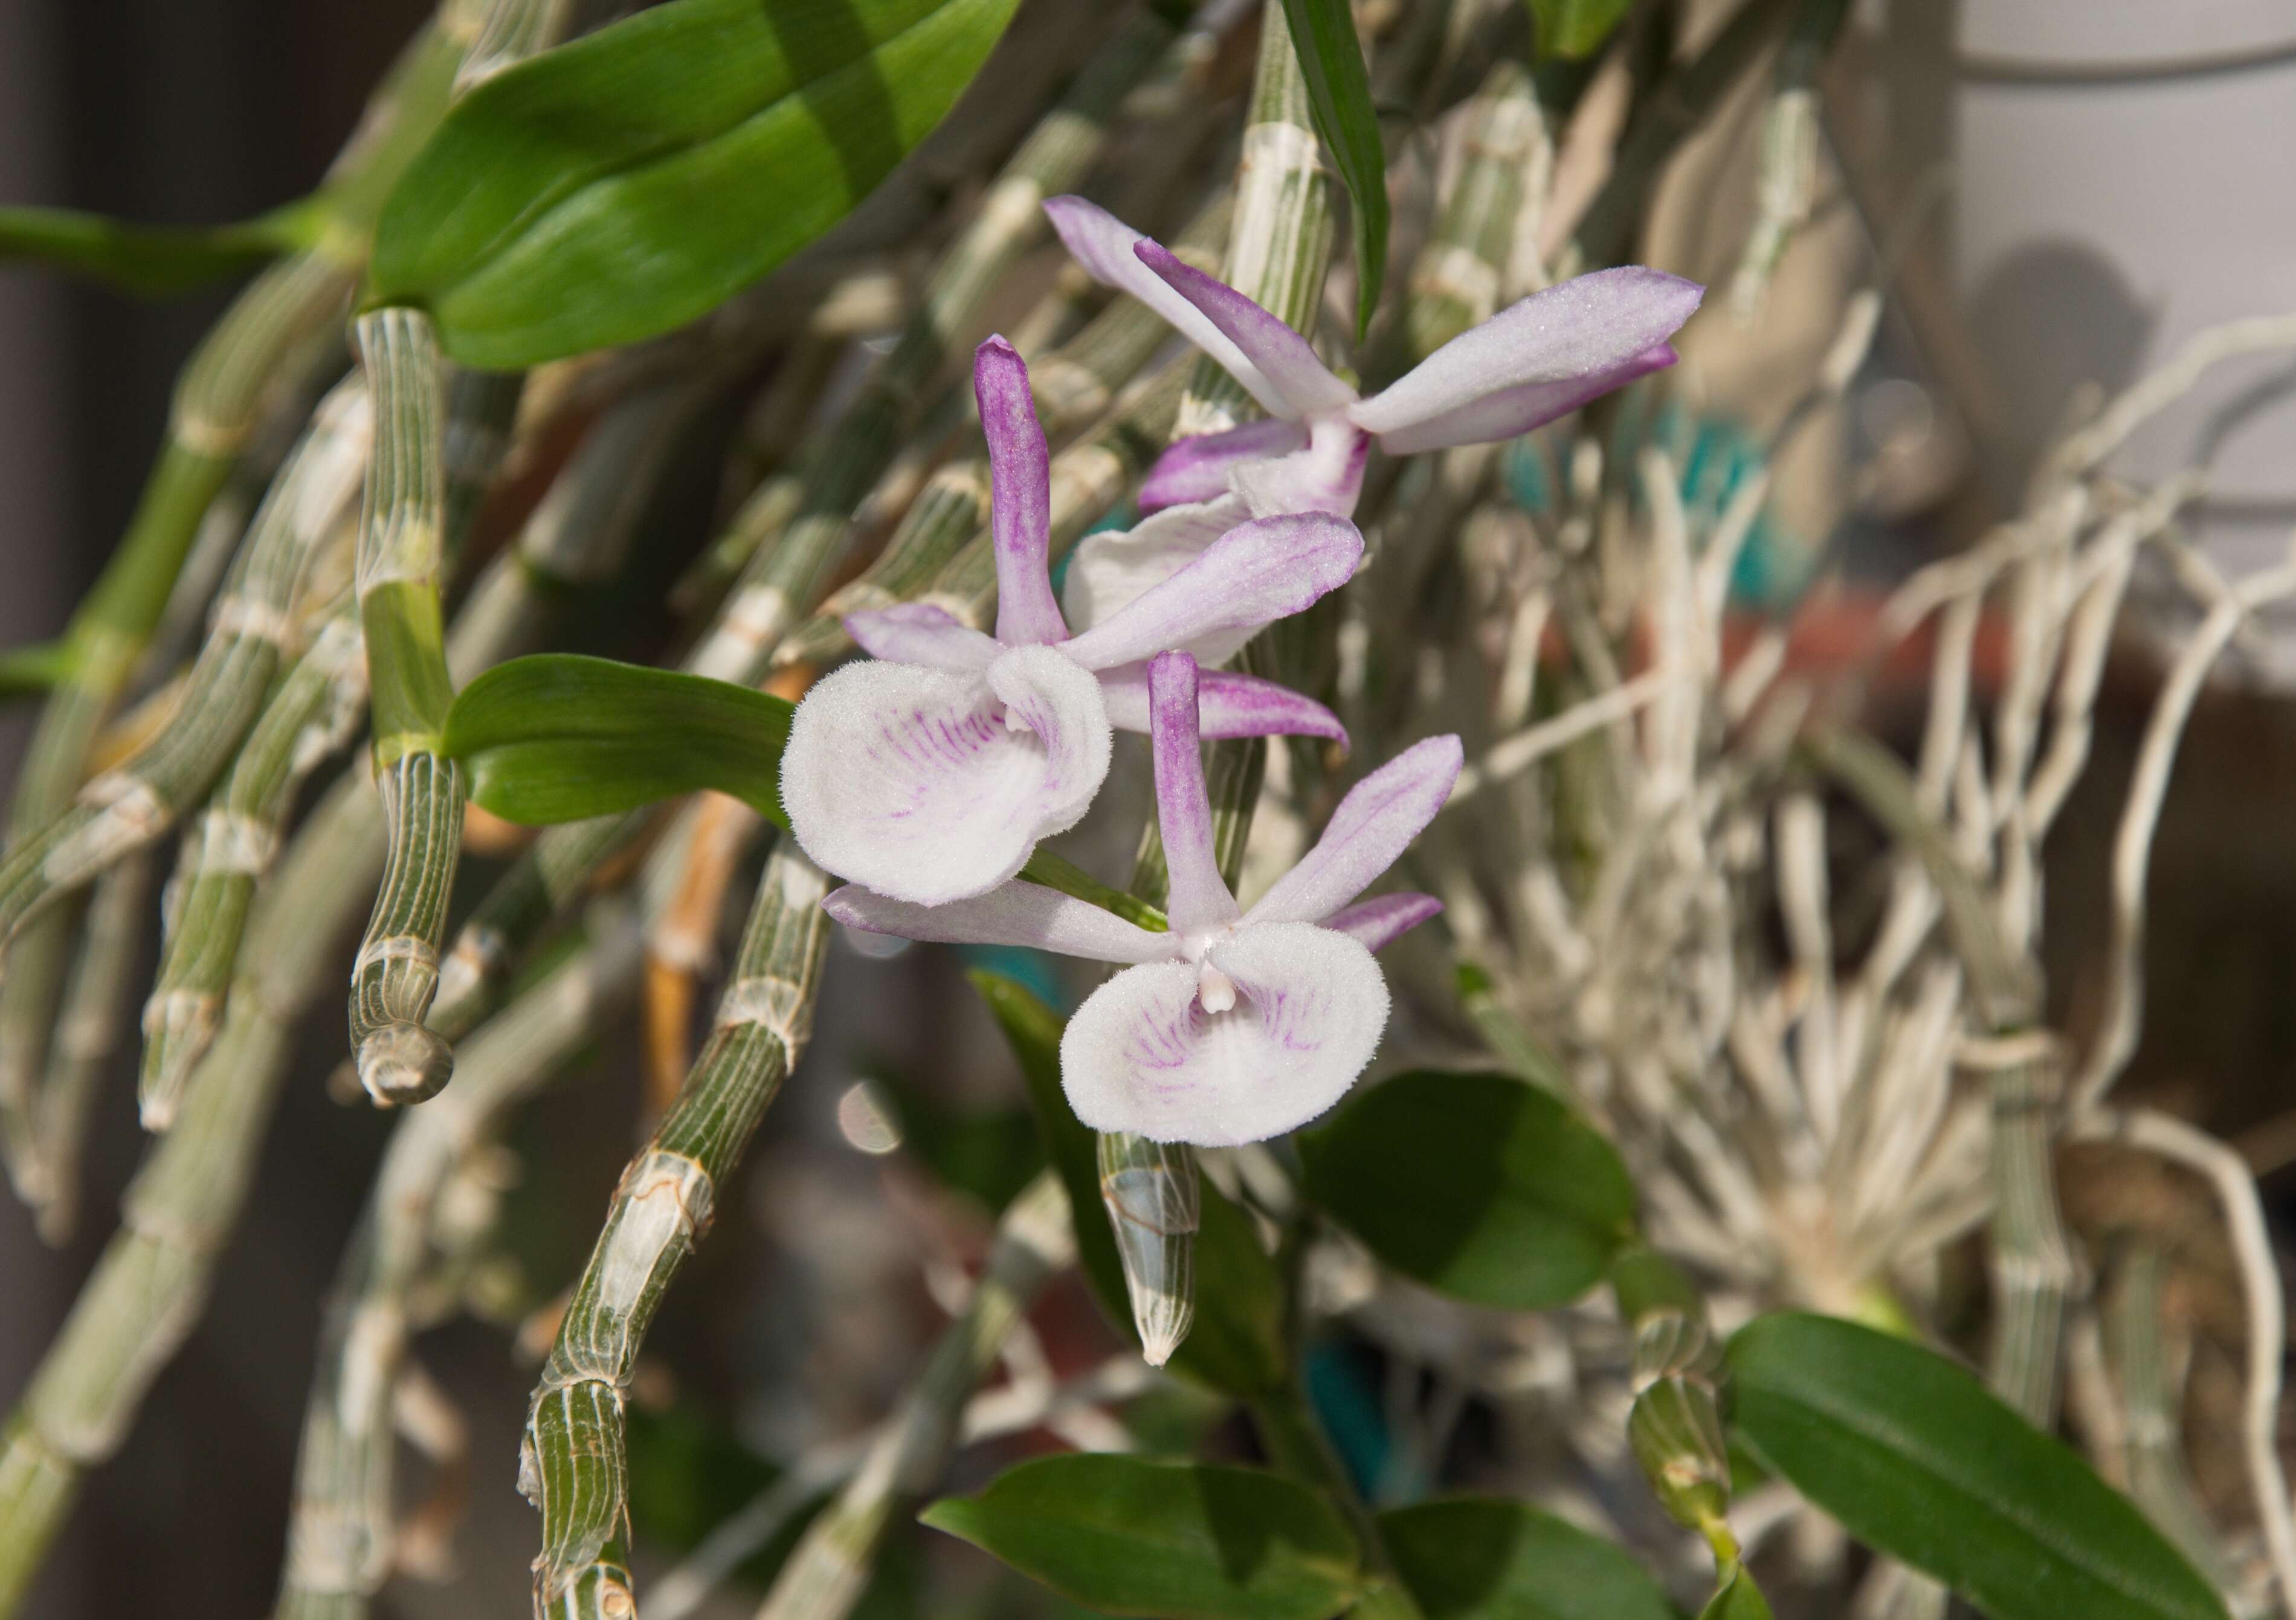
[1728,1313,2230,1620]
[370,0,1021,367]
[1298,1070,1637,1308]
[1279,0,1387,336]
[967,968,1288,1398]
[442,654,792,826]
[1529,0,1635,59]
[922,1454,1361,1620]
[1378,1498,1673,1620]
[0,208,292,297]
[1697,1567,1775,1620]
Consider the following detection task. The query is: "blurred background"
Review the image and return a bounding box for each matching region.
[4,1,2296,1613]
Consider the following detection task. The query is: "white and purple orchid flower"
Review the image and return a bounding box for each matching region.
[1043,195,1704,637]
[825,651,1460,1146]
[781,337,1363,907]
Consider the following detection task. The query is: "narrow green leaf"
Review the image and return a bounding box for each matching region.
[921,1454,1361,1620]
[371,0,1022,367]
[967,968,1289,1398]
[441,654,792,826]
[1279,0,1387,336]
[1298,1070,1637,1308]
[1529,0,1636,59]
[0,208,289,297]
[1697,1567,1775,1620]
[1378,1498,1673,1620]
[0,640,72,698]
[1727,1313,2230,1620]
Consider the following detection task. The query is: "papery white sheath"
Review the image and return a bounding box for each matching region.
[779,336,1362,907]
[1044,194,1704,638]
[824,651,1460,1146]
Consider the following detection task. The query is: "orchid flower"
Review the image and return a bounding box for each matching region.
[825,651,1460,1146]
[1044,195,1703,638]
[780,337,1362,907]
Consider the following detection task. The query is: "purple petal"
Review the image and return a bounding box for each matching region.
[1349,267,1703,439]
[1369,345,1679,455]
[976,336,1066,646]
[1323,892,1442,952]
[1042,196,1288,416]
[1243,735,1463,928]
[1061,497,1246,658]
[824,880,1170,964]
[1060,922,1388,1145]
[779,648,1112,905]
[845,602,1000,670]
[1135,239,1357,419]
[1147,652,1239,939]
[1057,513,1363,673]
[1100,663,1348,746]
[1140,419,1308,513]
[1230,417,1369,518]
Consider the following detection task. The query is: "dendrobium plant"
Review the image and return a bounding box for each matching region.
[780,337,1362,906]
[1044,195,1704,635]
[825,650,1459,1147]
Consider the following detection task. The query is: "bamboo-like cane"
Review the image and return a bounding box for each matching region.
[1726,0,1848,318]
[274,907,645,1620]
[523,847,831,1618]
[752,1171,1075,1620]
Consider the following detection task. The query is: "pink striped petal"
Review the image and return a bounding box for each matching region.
[1060,922,1389,1145]
[1057,513,1362,673]
[1369,345,1679,455]
[1230,417,1370,518]
[1060,497,1245,654]
[824,880,1169,963]
[1349,267,1701,437]
[845,603,999,670]
[1135,239,1357,418]
[779,646,1112,905]
[1244,735,1463,928]
[1323,892,1442,952]
[1100,664,1347,745]
[1042,195,1289,416]
[1146,652,1239,939]
[1139,419,1308,512]
[976,336,1066,645]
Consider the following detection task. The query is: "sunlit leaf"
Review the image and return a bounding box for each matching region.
[442,654,792,826]
[1728,1313,2230,1620]
[1379,1497,1674,1620]
[923,1454,1361,1620]
[1299,1070,1637,1308]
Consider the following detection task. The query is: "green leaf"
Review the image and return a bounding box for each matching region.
[1727,1313,2230,1620]
[0,639,73,698]
[1298,1070,1637,1308]
[1279,0,1388,338]
[1378,1498,1673,1620]
[921,1454,1361,1620]
[1529,0,1635,59]
[442,654,792,826]
[370,0,1022,367]
[0,208,292,297]
[1697,1567,1775,1620]
[967,968,1288,1399]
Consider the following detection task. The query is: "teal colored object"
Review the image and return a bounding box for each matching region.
[1304,1338,1395,1502]
[956,945,1067,1012]
[1049,497,1138,600]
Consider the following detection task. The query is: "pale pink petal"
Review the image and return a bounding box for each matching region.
[824,881,1169,963]
[1057,513,1362,673]
[1100,664,1347,745]
[1146,652,1239,939]
[1323,892,1442,952]
[1230,416,1370,519]
[976,336,1066,645]
[1060,497,1245,654]
[1369,345,1678,455]
[1042,196,1288,415]
[1139,419,1308,512]
[1244,735,1463,928]
[1349,267,1701,437]
[1135,239,1357,418]
[779,647,1112,905]
[845,603,999,670]
[1060,922,1390,1146]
